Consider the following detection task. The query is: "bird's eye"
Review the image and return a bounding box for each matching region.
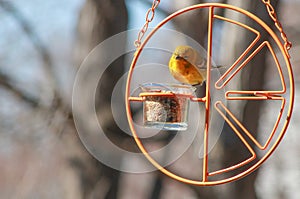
[175,55,180,60]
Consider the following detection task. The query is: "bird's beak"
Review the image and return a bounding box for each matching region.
[175,55,181,60]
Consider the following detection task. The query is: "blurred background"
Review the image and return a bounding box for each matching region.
[0,0,299,198]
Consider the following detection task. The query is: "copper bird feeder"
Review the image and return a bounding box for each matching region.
[125,2,294,186]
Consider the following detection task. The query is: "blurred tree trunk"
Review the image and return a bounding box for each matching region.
[150,1,220,198]
[73,0,128,198]
[219,0,280,198]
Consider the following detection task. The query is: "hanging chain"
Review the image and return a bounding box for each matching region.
[261,0,292,56]
[134,0,160,48]
[135,0,291,56]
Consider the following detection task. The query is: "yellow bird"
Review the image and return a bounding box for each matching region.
[168,45,207,86]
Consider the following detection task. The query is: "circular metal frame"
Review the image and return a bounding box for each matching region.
[125,3,294,186]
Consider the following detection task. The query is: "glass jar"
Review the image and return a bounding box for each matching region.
[140,83,196,131]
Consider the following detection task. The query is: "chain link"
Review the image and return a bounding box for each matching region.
[261,0,292,56]
[134,0,160,48]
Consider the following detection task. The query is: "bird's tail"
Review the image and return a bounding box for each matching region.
[198,65,225,70]
[212,65,225,69]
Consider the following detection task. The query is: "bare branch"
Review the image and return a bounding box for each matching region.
[0,1,65,109]
[0,1,75,146]
[0,71,39,107]
[0,1,71,117]
[0,1,54,81]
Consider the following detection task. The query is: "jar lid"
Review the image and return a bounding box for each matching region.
[140,83,196,95]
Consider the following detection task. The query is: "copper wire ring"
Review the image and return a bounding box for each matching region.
[125,3,294,186]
